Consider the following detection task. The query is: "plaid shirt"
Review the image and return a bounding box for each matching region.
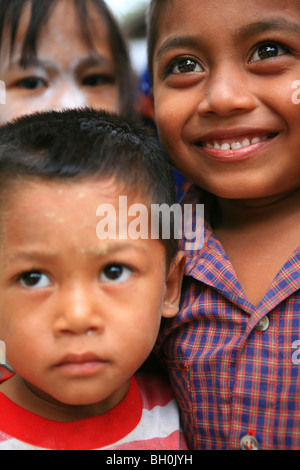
[156,184,300,450]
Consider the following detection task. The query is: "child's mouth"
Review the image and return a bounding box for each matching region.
[199,132,277,150]
[196,131,278,162]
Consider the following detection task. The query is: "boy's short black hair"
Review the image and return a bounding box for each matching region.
[0,108,178,265]
[0,0,134,116]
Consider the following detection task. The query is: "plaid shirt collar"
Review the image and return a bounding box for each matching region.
[180,183,300,317]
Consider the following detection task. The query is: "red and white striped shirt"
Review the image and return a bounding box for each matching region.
[0,373,187,450]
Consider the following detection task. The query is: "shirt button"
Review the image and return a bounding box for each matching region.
[255,316,270,332]
[240,434,259,450]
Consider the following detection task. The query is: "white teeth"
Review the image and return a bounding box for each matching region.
[231,141,242,149]
[221,143,230,150]
[251,137,261,144]
[203,135,268,150]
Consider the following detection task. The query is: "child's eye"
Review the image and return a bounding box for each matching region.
[249,42,288,63]
[168,57,204,75]
[18,271,51,289]
[99,264,132,283]
[16,77,47,90]
[82,74,113,87]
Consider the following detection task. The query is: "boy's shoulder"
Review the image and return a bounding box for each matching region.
[133,373,188,450]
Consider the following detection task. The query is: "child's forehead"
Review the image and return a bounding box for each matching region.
[4,177,151,210]
[155,0,300,12]
[0,177,166,263]
[151,0,300,67]
[0,178,144,245]
[154,0,300,33]
[2,0,111,59]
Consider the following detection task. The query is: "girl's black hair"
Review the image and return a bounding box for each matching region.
[0,0,135,116]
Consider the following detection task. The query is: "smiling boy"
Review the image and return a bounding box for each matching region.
[148,0,300,450]
[0,109,186,450]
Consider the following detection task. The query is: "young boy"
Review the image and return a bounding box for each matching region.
[147,0,300,450]
[0,109,187,450]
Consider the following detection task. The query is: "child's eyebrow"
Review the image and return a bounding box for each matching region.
[155,17,300,61]
[12,54,113,70]
[156,37,199,62]
[5,243,147,262]
[236,17,300,41]
[75,55,115,73]
[4,250,59,262]
[82,242,148,257]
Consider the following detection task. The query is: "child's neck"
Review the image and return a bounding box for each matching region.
[0,374,130,422]
[213,188,300,229]
[212,188,300,306]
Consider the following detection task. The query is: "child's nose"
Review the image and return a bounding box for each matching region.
[52,84,87,111]
[197,64,257,117]
[53,283,104,337]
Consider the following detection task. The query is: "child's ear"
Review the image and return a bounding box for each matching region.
[162,251,185,318]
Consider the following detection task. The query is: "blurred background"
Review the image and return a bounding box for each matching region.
[106,0,150,74]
